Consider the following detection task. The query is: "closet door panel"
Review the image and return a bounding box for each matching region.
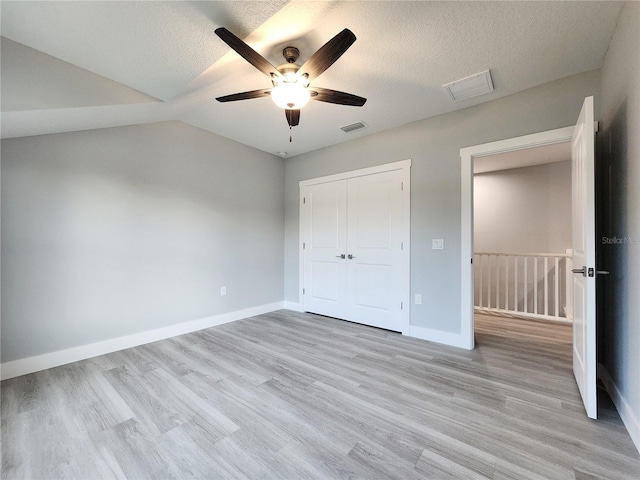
[346,170,404,331]
[352,263,391,310]
[302,180,348,317]
[308,261,341,302]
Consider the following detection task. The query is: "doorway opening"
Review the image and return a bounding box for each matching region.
[473,142,573,328]
[460,126,575,349]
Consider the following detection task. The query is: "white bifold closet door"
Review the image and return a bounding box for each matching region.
[301,165,408,333]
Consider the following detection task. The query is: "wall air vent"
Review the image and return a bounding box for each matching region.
[443,70,494,102]
[340,121,368,133]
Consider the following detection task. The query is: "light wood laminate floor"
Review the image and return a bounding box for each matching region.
[2,311,639,479]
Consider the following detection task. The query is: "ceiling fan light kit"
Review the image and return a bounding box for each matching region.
[270,59,311,110]
[214,27,366,138]
[271,82,311,109]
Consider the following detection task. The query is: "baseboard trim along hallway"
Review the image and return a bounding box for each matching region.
[407,324,470,349]
[1,303,472,381]
[599,362,640,453]
[0,302,284,380]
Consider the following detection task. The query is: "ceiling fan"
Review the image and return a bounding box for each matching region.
[214,27,367,137]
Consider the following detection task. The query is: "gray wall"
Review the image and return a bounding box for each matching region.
[1,121,284,362]
[474,161,571,254]
[284,70,600,334]
[597,1,639,444]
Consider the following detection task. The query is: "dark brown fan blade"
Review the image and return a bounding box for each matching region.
[309,87,366,106]
[285,109,300,127]
[215,28,282,79]
[297,29,356,81]
[216,89,272,102]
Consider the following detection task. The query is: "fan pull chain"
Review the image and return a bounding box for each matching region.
[289,125,292,142]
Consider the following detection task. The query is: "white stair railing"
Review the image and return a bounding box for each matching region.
[474,250,573,323]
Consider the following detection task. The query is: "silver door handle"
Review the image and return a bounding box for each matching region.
[572,266,610,277]
[347,254,355,259]
[335,254,345,259]
[572,266,586,276]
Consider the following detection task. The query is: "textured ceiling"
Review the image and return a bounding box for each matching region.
[1,1,624,158]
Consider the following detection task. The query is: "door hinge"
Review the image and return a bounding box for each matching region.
[401,241,404,250]
[401,301,403,310]
[303,242,306,249]
[303,288,305,295]
[401,182,404,191]
[303,197,306,204]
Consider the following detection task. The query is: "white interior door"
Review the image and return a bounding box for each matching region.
[302,180,348,319]
[346,170,405,331]
[571,96,597,419]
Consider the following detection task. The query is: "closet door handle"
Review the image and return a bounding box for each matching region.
[335,254,345,259]
[347,254,356,259]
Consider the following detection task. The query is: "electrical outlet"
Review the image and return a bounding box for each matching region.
[220,286,227,296]
[432,239,444,250]
[415,294,422,305]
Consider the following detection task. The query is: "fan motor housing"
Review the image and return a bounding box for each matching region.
[282,46,300,63]
[276,63,301,77]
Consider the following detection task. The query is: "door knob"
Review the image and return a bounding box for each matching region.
[572,266,610,277]
[347,254,356,259]
[335,254,345,259]
[572,266,587,276]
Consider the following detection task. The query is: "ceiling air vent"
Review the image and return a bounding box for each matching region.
[443,70,494,102]
[340,121,368,133]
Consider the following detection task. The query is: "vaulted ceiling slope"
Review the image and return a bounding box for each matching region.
[1,1,624,158]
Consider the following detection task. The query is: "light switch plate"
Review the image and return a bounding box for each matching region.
[432,239,444,250]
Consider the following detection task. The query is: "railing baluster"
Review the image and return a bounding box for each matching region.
[565,249,573,319]
[488,255,493,309]
[544,256,549,316]
[505,255,509,310]
[534,257,538,315]
[514,257,518,313]
[495,255,500,309]
[479,255,483,308]
[524,257,528,313]
[553,257,560,317]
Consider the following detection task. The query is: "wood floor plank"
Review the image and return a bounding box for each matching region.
[2,311,639,479]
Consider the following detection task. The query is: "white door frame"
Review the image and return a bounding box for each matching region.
[299,159,411,333]
[459,126,574,349]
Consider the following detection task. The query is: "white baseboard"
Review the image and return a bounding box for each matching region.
[598,363,640,454]
[0,302,284,381]
[279,309,470,350]
[407,325,470,349]
[283,301,303,312]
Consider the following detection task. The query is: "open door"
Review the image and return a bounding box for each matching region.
[571,96,598,419]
